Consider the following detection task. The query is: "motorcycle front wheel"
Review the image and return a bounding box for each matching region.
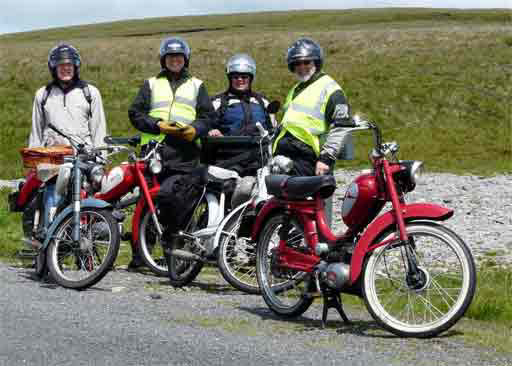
[138,205,168,276]
[46,208,120,290]
[217,204,260,294]
[256,214,313,317]
[362,221,476,338]
[166,198,207,287]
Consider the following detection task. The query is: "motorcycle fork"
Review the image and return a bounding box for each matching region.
[382,160,420,276]
[135,167,163,236]
[72,161,82,243]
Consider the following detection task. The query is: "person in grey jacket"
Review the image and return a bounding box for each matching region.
[29,43,107,149]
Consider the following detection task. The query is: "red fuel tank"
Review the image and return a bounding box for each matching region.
[341,172,379,229]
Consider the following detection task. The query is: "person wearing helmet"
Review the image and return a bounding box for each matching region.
[207,53,276,176]
[273,38,354,177]
[27,43,108,262]
[128,36,216,270]
[210,53,276,137]
[29,43,107,149]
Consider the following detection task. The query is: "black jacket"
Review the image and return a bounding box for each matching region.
[128,69,216,172]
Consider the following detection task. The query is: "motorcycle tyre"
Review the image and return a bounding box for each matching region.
[217,209,259,294]
[362,221,476,338]
[47,208,120,290]
[256,213,313,318]
[138,205,168,277]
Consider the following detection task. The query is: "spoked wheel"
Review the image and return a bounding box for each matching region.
[138,205,168,276]
[166,198,207,287]
[256,214,313,317]
[46,208,120,290]
[218,205,259,294]
[362,221,476,338]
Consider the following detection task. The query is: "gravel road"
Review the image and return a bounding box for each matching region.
[1,172,511,366]
[1,263,511,366]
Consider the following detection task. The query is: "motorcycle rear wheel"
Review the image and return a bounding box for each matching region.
[362,221,476,338]
[166,198,207,287]
[217,204,260,294]
[46,208,120,290]
[256,214,313,317]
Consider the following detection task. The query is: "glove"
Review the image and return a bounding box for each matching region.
[158,121,197,142]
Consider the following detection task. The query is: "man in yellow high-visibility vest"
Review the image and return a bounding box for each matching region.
[127,36,215,270]
[274,38,354,177]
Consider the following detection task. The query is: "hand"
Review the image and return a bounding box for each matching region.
[158,121,196,142]
[315,161,330,176]
[208,129,223,137]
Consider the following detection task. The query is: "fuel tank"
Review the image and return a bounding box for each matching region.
[341,172,379,229]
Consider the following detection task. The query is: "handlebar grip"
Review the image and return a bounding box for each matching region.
[104,135,141,147]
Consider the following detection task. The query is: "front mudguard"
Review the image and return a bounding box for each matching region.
[349,203,453,285]
[213,200,251,251]
[41,198,113,250]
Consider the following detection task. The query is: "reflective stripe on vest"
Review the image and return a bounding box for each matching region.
[274,75,341,156]
[141,76,203,145]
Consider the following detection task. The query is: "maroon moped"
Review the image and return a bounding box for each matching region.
[254,117,476,337]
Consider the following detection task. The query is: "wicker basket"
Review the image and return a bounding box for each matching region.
[20,145,74,168]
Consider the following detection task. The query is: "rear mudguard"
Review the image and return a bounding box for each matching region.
[250,198,283,242]
[349,203,453,284]
[41,198,113,250]
[213,200,251,251]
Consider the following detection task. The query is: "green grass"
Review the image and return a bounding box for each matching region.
[0,8,510,179]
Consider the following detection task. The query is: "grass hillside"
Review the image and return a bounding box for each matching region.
[0,8,510,178]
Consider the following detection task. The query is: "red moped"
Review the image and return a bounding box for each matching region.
[94,136,167,276]
[254,117,476,337]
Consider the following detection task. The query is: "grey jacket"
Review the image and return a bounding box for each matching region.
[29,81,107,149]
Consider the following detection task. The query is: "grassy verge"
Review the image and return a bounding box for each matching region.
[0,9,510,179]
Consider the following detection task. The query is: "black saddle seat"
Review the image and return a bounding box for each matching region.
[265,174,336,200]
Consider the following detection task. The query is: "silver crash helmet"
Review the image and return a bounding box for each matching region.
[231,176,256,208]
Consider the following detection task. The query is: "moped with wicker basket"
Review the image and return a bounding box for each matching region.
[9,124,121,290]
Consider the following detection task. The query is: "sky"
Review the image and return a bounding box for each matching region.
[1,0,510,35]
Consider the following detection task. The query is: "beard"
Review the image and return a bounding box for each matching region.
[296,66,316,82]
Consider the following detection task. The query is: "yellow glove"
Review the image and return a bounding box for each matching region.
[158,121,197,142]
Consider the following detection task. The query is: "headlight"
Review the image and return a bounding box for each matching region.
[149,158,162,175]
[409,160,424,185]
[395,160,424,193]
[90,165,105,188]
[55,163,72,196]
[270,155,294,174]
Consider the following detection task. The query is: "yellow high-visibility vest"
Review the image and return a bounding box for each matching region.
[141,76,203,145]
[274,74,342,156]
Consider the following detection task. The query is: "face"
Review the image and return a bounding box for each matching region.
[165,54,185,73]
[292,59,314,78]
[229,73,251,91]
[56,62,74,82]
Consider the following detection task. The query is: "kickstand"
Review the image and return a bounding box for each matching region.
[321,290,351,328]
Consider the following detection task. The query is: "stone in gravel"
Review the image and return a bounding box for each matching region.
[149,293,162,300]
[112,286,126,293]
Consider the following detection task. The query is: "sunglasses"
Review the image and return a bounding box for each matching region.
[293,60,313,66]
[231,74,251,80]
